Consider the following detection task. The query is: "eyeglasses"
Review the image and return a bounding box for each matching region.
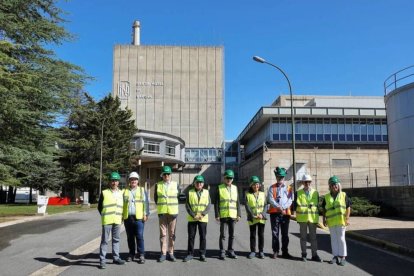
[163,173,171,176]
[225,177,233,180]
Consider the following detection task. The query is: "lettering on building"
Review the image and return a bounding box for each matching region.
[137,81,164,86]
[117,81,130,99]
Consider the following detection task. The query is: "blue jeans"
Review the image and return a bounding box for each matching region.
[270,213,290,254]
[124,216,145,256]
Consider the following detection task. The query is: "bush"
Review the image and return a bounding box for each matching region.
[350,197,380,217]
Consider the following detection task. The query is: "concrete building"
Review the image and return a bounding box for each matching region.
[112,21,224,197]
[236,95,389,195]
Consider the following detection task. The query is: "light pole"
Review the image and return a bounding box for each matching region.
[253,55,297,193]
[99,118,106,196]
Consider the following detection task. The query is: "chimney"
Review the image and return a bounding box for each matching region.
[132,20,140,45]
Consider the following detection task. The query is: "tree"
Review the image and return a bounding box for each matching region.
[0,0,87,201]
[60,94,137,202]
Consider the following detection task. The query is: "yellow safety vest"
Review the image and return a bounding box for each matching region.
[187,188,209,223]
[218,183,238,219]
[123,187,145,220]
[324,191,347,227]
[246,192,266,225]
[296,189,319,223]
[156,181,179,215]
[101,189,124,225]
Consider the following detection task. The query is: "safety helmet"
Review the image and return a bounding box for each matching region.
[110,172,121,180]
[129,172,139,179]
[301,174,312,182]
[274,167,287,177]
[250,176,260,185]
[161,166,172,175]
[224,169,235,178]
[193,175,205,183]
[329,175,340,185]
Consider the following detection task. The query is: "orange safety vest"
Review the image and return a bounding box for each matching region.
[267,183,292,216]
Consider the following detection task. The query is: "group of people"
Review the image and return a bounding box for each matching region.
[97,165,351,269]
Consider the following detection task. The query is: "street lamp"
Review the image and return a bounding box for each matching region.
[99,118,106,196]
[253,55,297,193]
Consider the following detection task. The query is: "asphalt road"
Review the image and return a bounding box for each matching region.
[1,205,414,276]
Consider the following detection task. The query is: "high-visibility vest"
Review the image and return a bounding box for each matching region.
[324,191,347,227]
[296,189,319,223]
[101,189,124,225]
[187,188,209,223]
[267,183,292,215]
[246,192,266,225]
[123,187,145,220]
[156,181,179,215]
[218,183,238,219]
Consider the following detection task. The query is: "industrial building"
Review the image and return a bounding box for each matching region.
[236,95,390,194]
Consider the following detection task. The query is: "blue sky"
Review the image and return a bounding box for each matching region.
[55,0,414,140]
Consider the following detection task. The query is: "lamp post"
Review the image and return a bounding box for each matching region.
[99,118,106,196]
[253,55,297,193]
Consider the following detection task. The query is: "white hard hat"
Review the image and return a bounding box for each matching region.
[301,174,312,182]
[129,172,140,179]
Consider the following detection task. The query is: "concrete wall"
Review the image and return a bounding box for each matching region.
[343,186,414,218]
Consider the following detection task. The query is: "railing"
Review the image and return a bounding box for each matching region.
[384,65,414,95]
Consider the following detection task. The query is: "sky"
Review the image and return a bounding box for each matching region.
[55,0,414,140]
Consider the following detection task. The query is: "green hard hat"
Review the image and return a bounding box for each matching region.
[329,175,340,185]
[274,167,287,177]
[250,176,260,185]
[161,166,172,175]
[224,169,234,178]
[193,175,205,183]
[110,172,121,180]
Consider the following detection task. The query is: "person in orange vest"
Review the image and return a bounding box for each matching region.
[267,167,294,259]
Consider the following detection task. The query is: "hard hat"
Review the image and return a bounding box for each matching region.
[110,172,121,180]
[193,175,205,183]
[250,176,260,185]
[161,166,172,175]
[129,172,139,179]
[329,175,340,185]
[301,174,312,182]
[274,167,287,177]
[224,169,234,178]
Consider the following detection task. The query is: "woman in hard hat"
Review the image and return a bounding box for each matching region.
[322,176,352,266]
[294,174,322,262]
[245,176,267,259]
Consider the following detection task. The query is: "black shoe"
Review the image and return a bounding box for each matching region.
[228,251,238,259]
[113,259,126,265]
[137,256,146,264]
[258,252,265,259]
[168,254,177,262]
[328,256,337,264]
[126,255,133,262]
[200,255,207,262]
[99,263,106,269]
[219,252,226,260]
[183,255,193,262]
[248,252,255,259]
[311,255,322,262]
[281,252,293,259]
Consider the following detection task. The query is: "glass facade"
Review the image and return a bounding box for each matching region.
[272,118,388,143]
[185,148,222,163]
[143,140,160,154]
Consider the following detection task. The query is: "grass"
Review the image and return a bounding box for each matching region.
[0,204,97,217]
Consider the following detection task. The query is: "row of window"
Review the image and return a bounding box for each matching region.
[143,140,176,156]
[185,148,222,163]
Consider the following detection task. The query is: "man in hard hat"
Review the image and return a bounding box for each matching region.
[215,169,241,260]
[183,175,211,262]
[154,165,179,262]
[267,167,294,259]
[98,172,125,269]
[123,172,149,264]
[294,174,322,262]
[323,176,351,266]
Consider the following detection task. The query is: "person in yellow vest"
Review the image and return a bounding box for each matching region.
[294,174,322,262]
[322,176,352,266]
[97,172,125,269]
[123,172,149,264]
[154,165,179,262]
[214,169,241,260]
[245,176,267,259]
[183,175,211,262]
[267,166,294,259]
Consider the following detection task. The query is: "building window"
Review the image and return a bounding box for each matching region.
[166,144,175,157]
[144,140,160,154]
[332,159,352,167]
[185,148,222,163]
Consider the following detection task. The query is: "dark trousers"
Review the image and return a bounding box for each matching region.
[249,223,265,252]
[270,213,290,254]
[124,216,145,256]
[219,218,236,252]
[187,221,207,255]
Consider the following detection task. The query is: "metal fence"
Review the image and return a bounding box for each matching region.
[335,169,390,189]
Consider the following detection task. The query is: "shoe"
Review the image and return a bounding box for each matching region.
[158,254,166,263]
[258,252,265,259]
[200,255,207,262]
[219,251,226,260]
[311,255,322,262]
[248,252,256,259]
[281,252,293,259]
[99,263,106,269]
[168,254,177,262]
[302,256,307,262]
[271,252,278,259]
[126,255,133,262]
[338,258,347,266]
[138,256,146,264]
[113,259,125,265]
[228,251,238,259]
[183,255,193,262]
[328,256,337,264]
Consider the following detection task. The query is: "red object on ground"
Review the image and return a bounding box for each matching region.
[47,197,71,205]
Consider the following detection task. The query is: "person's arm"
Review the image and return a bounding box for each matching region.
[214,188,220,219]
[283,186,294,210]
[244,194,253,221]
[144,190,150,216]
[321,197,327,226]
[153,183,158,205]
[236,189,241,219]
[185,190,195,218]
[293,191,298,211]
[267,185,281,208]
[345,194,351,226]
[201,192,211,216]
[97,192,104,214]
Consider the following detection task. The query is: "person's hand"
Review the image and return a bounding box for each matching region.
[323,217,327,227]
[257,214,263,220]
[215,217,220,222]
[236,216,240,222]
[143,215,148,222]
[345,217,350,226]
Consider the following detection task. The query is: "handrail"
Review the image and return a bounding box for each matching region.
[384,65,414,95]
